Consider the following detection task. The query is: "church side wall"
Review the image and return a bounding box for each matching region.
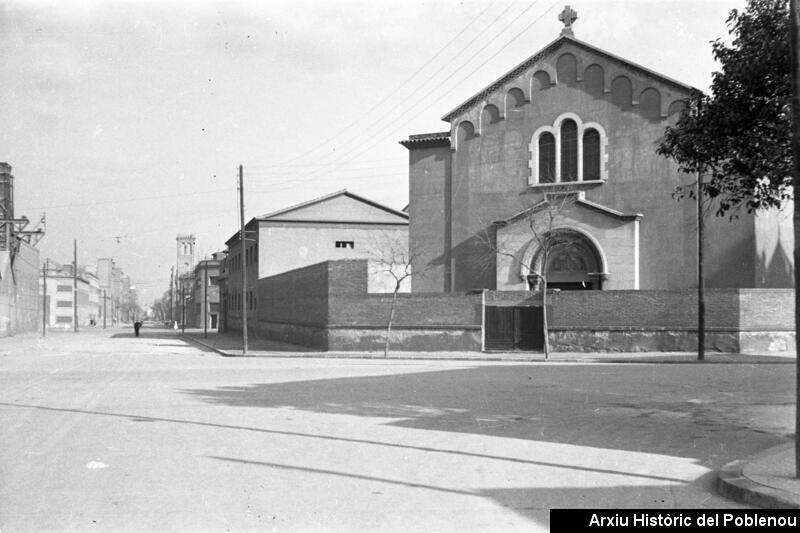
[753,202,794,288]
[408,146,450,292]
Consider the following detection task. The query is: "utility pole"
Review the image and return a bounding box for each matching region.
[181,280,186,334]
[697,174,705,361]
[204,260,208,339]
[73,239,78,333]
[239,164,248,355]
[42,258,47,337]
[169,266,174,325]
[103,290,107,329]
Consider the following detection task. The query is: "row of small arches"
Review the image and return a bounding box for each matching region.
[456,54,687,139]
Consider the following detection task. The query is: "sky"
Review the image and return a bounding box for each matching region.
[1,0,744,305]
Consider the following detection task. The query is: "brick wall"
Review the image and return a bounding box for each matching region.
[547,289,741,330]
[255,259,481,350]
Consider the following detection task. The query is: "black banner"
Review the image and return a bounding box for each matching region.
[550,509,800,532]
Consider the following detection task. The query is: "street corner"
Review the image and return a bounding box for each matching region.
[718,443,800,509]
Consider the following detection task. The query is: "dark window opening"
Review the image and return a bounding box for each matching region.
[335,241,355,249]
[538,133,556,183]
[583,128,601,181]
[561,119,578,182]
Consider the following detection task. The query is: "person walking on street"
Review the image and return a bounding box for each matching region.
[134,320,142,337]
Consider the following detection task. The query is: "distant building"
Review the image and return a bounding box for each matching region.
[187,253,223,329]
[40,262,99,329]
[222,190,409,332]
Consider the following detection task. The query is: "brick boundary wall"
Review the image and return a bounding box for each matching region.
[251,260,794,353]
[255,260,482,351]
[486,289,795,353]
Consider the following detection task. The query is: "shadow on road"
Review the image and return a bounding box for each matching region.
[180,364,793,467]
[0,400,689,484]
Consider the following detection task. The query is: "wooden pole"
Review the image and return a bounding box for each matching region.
[42,259,47,336]
[204,261,208,338]
[73,240,78,333]
[181,280,185,334]
[239,164,248,355]
[697,174,705,361]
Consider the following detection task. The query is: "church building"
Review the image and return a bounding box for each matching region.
[402,7,793,294]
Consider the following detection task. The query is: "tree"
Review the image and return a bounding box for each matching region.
[367,234,429,357]
[657,0,792,216]
[481,192,582,359]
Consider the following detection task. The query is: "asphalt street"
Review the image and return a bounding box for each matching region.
[0,328,794,532]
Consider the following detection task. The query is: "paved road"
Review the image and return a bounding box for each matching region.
[0,329,794,531]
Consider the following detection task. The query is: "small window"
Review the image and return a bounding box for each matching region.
[56,316,72,324]
[56,300,72,307]
[335,241,354,249]
[57,285,72,292]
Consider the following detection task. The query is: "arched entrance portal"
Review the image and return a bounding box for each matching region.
[527,229,605,291]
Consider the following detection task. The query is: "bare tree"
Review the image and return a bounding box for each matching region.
[367,233,430,357]
[480,191,583,359]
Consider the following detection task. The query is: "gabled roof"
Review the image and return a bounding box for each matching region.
[225,190,408,246]
[257,189,408,222]
[442,34,696,123]
[494,195,642,226]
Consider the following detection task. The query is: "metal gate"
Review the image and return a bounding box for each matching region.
[484,306,544,351]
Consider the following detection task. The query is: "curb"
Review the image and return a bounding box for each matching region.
[179,337,794,364]
[181,335,238,357]
[717,447,800,509]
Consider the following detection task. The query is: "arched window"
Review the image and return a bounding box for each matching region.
[583,128,601,181]
[560,119,578,182]
[529,113,607,185]
[539,133,556,183]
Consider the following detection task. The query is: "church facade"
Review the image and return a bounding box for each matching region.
[402,8,793,294]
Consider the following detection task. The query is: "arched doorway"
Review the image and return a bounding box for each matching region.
[526,229,605,291]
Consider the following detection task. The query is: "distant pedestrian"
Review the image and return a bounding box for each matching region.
[134,320,142,337]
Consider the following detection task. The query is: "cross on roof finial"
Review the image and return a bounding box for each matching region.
[558,5,578,37]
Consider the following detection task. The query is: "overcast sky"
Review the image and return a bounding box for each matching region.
[1,0,743,304]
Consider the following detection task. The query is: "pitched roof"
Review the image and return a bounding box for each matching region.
[256,189,408,222]
[494,195,642,226]
[225,190,408,246]
[442,34,696,123]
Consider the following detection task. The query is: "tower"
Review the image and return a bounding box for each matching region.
[176,234,196,276]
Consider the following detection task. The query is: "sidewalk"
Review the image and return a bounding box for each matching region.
[718,443,800,509]
[181,330,796,364]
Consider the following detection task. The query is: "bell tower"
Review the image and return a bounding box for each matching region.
[176,234,196,276]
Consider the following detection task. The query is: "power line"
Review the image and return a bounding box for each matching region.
[265,0,502,169]
[267,1,557,187]
[21,187,233,211]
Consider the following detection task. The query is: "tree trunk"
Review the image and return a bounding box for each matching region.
[384,286,400,357]
[789,0,800,478]
[542,277,549,360]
